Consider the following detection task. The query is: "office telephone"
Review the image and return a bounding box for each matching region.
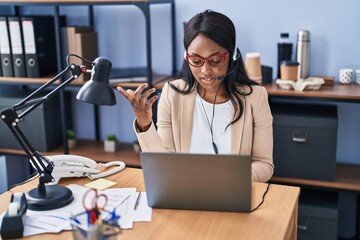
[44,155,126,184]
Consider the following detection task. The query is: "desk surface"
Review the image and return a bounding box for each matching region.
[0,168,300,240]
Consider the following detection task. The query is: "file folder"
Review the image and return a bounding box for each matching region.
[75,31,98,82]
[0,16,14,77]
[21,16,57,78]
[8,16,26,77]
[61,26,95,83]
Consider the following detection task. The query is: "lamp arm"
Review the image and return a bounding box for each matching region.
[14,66,71,110]
[0,63,87,187]
[14,64,85,118]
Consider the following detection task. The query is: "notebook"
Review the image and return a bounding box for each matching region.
[140,152,252,212]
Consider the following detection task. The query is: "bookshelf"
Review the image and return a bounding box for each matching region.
[0,1,176,158]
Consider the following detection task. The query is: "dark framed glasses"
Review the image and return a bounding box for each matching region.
[185,52,229,67]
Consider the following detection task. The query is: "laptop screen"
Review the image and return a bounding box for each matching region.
[141,152,252,212]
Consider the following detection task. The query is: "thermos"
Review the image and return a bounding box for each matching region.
[277,33,292,79]
[296,30,310,79]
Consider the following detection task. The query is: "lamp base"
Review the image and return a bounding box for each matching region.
[26,185,74,211]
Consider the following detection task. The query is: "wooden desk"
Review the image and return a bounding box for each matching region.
[0,168,300,240]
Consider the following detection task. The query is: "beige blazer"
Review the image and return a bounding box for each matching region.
[135,79,274,182]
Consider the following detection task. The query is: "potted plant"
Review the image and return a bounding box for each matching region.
[133,140,141,153]
[67,129,77,149]
[104,134,117,152]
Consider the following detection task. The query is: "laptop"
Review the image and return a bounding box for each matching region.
[140,152,252,212]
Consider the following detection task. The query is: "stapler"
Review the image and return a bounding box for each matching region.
[0,192,27,239]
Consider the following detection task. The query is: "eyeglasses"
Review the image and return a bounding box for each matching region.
[185,52,228,67]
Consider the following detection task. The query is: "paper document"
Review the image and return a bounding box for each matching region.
[133,192,152,222]
[0,184,152,237]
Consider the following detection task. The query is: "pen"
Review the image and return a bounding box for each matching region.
[134,192,141,210]
[104,194,130,221]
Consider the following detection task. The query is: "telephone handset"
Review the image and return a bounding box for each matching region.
[44,155,126,184]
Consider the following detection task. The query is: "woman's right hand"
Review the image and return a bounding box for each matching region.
[117,83,158,132]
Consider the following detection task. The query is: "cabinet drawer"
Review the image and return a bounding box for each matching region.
[298,189,338,240]
[271,103,338,181]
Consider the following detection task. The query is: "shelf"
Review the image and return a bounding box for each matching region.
[0,74,173,89]
[0,0,173,5]
[264,82,360,102]
[0,139,141,168]
[270,163,360,192]
[111,74,173,90]
[0,76,84,85]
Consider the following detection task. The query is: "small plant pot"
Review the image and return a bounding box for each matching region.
[68,139,77,149]
[104,140,117,152]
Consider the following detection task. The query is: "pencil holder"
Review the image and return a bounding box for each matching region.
[71,220,119,240]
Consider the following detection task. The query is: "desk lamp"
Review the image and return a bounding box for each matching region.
[0,54,116,211]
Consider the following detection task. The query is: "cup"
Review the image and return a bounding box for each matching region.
[339,69,353,84]
[245,52,262,83]
[280,60,299,81]
[356,69,360,85]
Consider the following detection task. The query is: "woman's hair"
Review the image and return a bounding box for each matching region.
[171,10,259,126]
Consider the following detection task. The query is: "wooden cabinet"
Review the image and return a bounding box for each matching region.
[265,82,360,239]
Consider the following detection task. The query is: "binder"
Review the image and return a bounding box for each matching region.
[60,26,95,83]
[21,16,57,78]
[75,31,98,82]
[0,16,14,77]
[8,16,26,77]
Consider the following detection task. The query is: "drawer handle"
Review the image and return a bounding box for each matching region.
[292,132,307,143]
[298,224,307,231]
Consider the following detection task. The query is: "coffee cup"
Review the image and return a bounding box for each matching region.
[245,52,262,83]
[355,69,360,85]
[339,69,353,84]
[280,60,299,81]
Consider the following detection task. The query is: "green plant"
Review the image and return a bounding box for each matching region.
[107,134,117,141]
[67,129,76,139]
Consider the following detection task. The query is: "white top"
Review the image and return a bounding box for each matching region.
[190,93,232,154]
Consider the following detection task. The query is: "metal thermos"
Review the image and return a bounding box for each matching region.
[296,30,310,79]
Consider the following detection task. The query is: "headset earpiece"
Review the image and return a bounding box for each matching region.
[232,47,239,62]
[183,50,187,60]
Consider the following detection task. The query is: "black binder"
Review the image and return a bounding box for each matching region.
[8,16,26,77]
[0,16,14,77]
[21,16,58,78]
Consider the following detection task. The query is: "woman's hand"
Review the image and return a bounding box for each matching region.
[117,83,158,132]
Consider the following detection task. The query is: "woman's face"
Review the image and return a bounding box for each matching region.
[186,34,230,93]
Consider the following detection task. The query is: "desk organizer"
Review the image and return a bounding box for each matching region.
[71,220,119,240]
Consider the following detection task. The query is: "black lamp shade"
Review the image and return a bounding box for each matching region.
[76,57,116,106]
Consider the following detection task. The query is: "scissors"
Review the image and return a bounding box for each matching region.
[83,189,108,225]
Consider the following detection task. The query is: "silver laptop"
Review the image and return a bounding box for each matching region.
[141,152,252,212]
